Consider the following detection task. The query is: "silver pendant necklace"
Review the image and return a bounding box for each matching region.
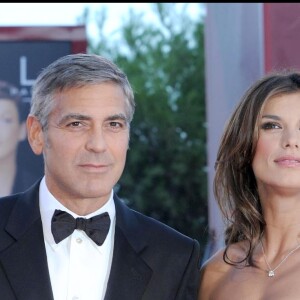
[260,240,300,277]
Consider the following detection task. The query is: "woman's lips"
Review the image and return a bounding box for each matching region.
[274,156,300,167]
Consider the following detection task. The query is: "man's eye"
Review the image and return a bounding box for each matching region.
[110,121,122,128]
[68,121,82,127]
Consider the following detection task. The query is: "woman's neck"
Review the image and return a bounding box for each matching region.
[0,157,17,197]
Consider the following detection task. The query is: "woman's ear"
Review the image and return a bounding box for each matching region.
[26,115,44,155]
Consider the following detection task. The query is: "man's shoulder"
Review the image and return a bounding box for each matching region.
[0,193,19,211]
[136,209,188,235]
[124,203,198,248]
[0,193,21,229]
[0,181,40,223]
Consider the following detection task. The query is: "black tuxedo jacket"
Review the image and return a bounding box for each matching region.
[0,180,201,300]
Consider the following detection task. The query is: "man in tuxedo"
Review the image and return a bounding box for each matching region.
[0,53,201,299]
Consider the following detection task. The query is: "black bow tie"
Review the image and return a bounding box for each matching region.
[51,209,111,246]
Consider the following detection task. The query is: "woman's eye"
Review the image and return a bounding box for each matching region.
[0,116,14,125]
[261,122,281,130]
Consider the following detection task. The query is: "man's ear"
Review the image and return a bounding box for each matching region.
[26,115,44,155]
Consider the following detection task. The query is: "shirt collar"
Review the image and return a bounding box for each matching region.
[39,176,116,251]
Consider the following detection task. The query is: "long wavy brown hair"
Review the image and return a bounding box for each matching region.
[214,70,300,266]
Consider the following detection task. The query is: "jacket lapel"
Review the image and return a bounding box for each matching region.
[105,195,152,300]
[0,181,54,300]
[0,187,153,300]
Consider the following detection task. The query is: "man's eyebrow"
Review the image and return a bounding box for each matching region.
[58,114,91,125]
[57,113,129,125]
[106,113,128,122]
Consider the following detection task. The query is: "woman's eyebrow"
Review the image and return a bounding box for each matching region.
[261,114,280,120]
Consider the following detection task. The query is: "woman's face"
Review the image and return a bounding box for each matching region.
[252,92,300,192]
[0,99,26,161]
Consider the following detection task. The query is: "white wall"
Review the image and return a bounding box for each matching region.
[204,3,264,258]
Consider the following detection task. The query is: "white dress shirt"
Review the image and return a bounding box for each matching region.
[39,177,116,300]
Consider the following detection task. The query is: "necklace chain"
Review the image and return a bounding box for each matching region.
[260,240,300,277]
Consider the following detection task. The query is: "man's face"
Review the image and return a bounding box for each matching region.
[27,82,130,207]
[0,99,25,161]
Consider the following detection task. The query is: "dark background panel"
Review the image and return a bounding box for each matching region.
[0,41,73,192]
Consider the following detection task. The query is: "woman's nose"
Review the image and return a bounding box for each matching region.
[282,129,300,149]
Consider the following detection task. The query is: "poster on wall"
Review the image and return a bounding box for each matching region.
[0,26,87,197]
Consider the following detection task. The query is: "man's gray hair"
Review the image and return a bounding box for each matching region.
[30,53,135,130]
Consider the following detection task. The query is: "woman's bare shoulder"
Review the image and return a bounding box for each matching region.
[200,247,228,275]
[198,247,227,299]
[198,242,248,300]
[201,241,248,273]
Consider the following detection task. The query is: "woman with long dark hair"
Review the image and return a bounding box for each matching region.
[0,80,31,196]
[199,70,300,299]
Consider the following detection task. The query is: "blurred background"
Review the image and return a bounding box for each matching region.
[1,3,299,264]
